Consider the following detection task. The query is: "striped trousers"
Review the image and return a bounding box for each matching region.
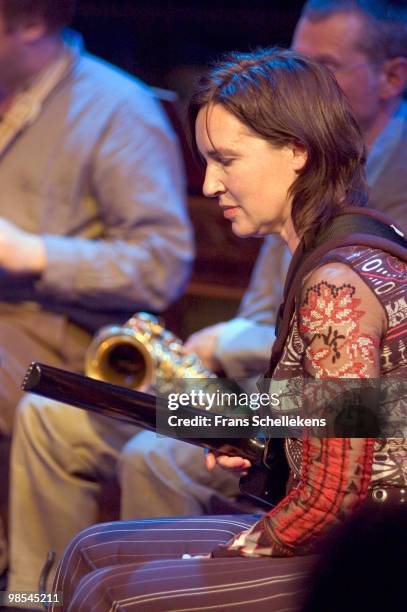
[52,515,315,612]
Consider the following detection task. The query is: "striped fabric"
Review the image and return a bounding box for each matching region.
[52,516,315,611]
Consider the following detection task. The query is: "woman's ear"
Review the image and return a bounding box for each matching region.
[290,143,308,172]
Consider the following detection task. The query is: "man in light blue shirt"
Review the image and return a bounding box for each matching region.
[0,0,193,593]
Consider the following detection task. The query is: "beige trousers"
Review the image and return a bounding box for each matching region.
[7,399,242,595]
[3,306,243,594]
[0,304,91,581]
[0,304,90,435]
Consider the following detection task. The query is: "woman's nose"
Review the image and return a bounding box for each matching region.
[202,167,225,198]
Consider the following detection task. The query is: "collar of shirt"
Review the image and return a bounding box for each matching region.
[0,28,83,157]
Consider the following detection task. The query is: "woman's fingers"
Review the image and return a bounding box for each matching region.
[204,450,251,473]
[217,455,252,471]
[204,450,217,470]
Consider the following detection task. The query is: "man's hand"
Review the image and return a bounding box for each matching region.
[204,450,252,475]
[0,218,46,273]
[184,322,226,372]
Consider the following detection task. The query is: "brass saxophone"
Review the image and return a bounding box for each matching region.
[85,312,217,395]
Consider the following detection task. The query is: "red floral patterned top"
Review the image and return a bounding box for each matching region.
[216,245,407,558]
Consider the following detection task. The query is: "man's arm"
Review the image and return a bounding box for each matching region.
[0,93,193,314]
[185,236,289,377]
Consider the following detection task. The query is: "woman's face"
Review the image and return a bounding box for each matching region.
[195,103,306,239]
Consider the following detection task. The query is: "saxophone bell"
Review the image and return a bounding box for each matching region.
[85,312,216,394]
[85,323,153,391]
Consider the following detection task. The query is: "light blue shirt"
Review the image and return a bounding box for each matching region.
[0,31,194,332]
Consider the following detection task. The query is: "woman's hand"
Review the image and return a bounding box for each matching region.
[204,450,252,474]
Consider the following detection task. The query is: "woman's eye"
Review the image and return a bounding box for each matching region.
[220,158,234,167]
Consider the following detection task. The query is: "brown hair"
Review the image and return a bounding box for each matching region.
[189,47,368,248]
[0,0,76,32]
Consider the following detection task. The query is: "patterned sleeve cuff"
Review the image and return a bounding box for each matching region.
[211,525,269,558]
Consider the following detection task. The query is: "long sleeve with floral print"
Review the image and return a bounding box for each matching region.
[213,261,387,558]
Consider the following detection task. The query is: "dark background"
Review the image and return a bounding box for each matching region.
[72,1,304,94]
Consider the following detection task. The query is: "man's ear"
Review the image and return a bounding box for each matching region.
[380,57,407,100]
[16,16,48,44]
[291,142,308,172]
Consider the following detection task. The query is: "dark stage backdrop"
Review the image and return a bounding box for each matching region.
[73,1,304,94]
